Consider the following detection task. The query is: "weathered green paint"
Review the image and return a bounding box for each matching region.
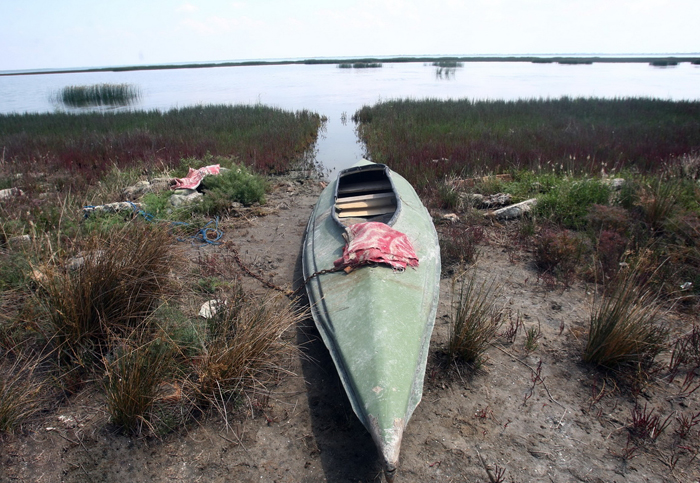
[302,160,440,478]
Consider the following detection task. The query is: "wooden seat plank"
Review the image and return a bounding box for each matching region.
[337,198,397,210]
[336,191,395,203]
[337,206,396,218]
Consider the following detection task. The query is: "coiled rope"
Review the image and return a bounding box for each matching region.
[82,201,224,246]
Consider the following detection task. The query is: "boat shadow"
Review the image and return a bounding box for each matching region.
[293,249,385,482]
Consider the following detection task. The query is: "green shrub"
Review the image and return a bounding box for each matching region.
[534,228,587,276]
[535,178,611,230]
[196,164,267,215]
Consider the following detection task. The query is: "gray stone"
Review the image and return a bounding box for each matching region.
[0,187,23,200]
[604,178,626,190]
[122,181,152,200]
[8,234,31,249]
[481,193,512,208]
[458,193,484,207]
[490,198,538,220]
[172,188,198,196]
[169,191,203,207]
[66,250,106,271]
[199,300,224,319]
[148,177,173,192]
[83,202,140,217]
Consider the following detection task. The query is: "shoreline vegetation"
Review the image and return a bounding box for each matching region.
[1,96,699,481]
[2,55,700,76]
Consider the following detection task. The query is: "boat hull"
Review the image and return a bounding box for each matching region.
[302,160,440,477]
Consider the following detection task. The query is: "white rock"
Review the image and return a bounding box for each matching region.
[0,187,23,200]
[604,178,626,190]
[83,202,140,216]
[491,198,538,220]
[199,300,224,319]
[8,234,31,249]
[170,191,203,207]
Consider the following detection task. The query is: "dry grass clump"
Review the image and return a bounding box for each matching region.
[103,337,175,434]
[194,287,304,410]
[40,223,183,364]
[0,354,48,432]
[583,268,668,369]
[448,268,503,367]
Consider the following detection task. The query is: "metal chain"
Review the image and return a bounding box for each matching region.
[223,241,295,296]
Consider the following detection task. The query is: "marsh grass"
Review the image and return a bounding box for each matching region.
[448,268,503,367]
[354,98,700,188]
[41,224,182,365]
[193,286,305,417]
[103,337,174,434]
[0,353,48,432]
[440,225,484,269]
[0,104,323,184]
[56,83,141,108]
[432,61,463,68]
[583,268,668,369]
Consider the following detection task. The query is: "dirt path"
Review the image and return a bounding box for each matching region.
[2,175,698,483]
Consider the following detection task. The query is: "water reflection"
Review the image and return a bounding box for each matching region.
[434,67,457,79]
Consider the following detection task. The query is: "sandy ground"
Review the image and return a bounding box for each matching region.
[2,173,699,483]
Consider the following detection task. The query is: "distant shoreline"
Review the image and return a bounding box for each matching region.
[2,55,699,77]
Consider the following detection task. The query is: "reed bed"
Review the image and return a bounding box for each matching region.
[0,104,323,183]
[338,62,382,69]
[354,97,700,189]
[55,83,141,107]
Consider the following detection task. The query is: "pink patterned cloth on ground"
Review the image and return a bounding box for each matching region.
[171,165,221,190]
[334,222,419,270]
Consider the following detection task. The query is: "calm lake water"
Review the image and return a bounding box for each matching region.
[1,61,699,175]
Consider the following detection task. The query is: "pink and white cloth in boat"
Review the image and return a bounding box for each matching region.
[171,164,221,190]
[334,221,419,270]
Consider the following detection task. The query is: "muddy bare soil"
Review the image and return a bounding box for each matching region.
[2,175,699,483]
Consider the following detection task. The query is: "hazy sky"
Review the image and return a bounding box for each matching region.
[2,0,699,71]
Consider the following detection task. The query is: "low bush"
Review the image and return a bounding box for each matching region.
[535,178,611,230]
[587,204,631,236]
[197,164,267,214]
[534,228,587,277]
[440,225,484,269]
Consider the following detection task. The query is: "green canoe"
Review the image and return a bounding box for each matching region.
[302,160,440,481]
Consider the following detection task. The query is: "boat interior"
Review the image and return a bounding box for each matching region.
[334,166,398,227]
